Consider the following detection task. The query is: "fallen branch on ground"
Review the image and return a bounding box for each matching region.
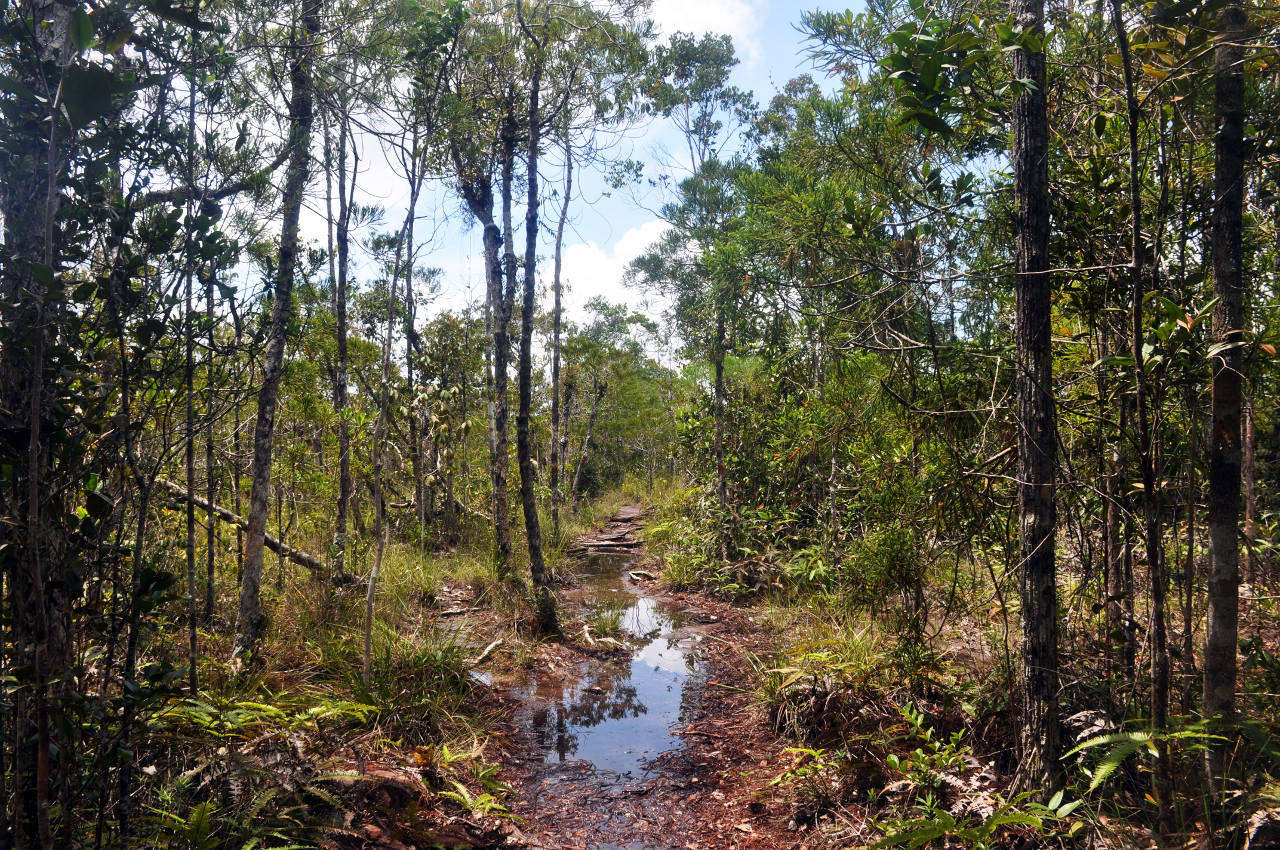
[471,638,503,666]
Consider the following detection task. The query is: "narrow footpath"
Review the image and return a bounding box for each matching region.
[493,506,800,850]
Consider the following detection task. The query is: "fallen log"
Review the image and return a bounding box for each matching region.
[156,477,327,576]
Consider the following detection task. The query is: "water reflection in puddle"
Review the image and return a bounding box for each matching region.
[520,553,704,777]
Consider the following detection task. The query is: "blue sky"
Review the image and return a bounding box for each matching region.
[297,0,861,333]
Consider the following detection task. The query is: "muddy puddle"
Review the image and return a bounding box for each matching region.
[517,551,706,779]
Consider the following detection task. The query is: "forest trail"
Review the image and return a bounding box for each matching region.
[494,506,801,850]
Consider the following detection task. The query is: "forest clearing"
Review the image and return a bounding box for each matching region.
[3,0,1280,847]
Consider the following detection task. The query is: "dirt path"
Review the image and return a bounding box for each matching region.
[493,506,801,850]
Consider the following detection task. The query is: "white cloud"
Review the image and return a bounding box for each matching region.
[560,218,670,320]
[647,0,765,65]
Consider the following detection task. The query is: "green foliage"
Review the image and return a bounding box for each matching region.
[154,693,375,741]
[871,790,1078,850]
[1064,721,1225,793]
[886,704,967,792]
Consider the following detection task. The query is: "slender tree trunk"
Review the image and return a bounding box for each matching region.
[572,379,607,515]
[0,9,75,842]
[204,267,217,622]
[1011,0,1060,791]
[1098,325,1125,680]
[1110,0,1171,821]
[332,117,356,578]
[1244,397,1256,584]
[183,64,199,695]
[1205,0,1246,794]
[364,269,396,685]
[457,165,510,577]
[404,127,424,541]
[550,123,573,544]
[234,364,245,580]
[1182,382,1199,709]
[232,0,319,664]
[712,311,729,562]
[518,59,557,633]
[561,380,576,503]
[487,111,519,576]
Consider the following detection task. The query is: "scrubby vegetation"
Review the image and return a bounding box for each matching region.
[5,0,1280,846]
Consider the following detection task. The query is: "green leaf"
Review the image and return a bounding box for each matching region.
[902,109,951,135]
[61,65,118,128]
[71,8,95,51]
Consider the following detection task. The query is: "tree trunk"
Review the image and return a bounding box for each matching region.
[1011,0,1060,791]
[518,58,558,633]
[572,379,607,515]
[713,311,729,562]
[494,110,520,576]
[1205,0,1246,794]
[1182,382,1199,710]
[0,7,75,842]
[364,265,396,686]
[183,65,199,695]
[550,122,573,544]
[561,380,576,503]
[231,0,319,665]
[332,114,356,578]
[457,163,510,577]
[1111,0,1170,820]
[204,266,217,623]
[1244,397,1256,584]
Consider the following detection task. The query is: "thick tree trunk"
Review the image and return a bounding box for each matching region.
[518,60,557,633]
[231,0,319,665]
[1011,0,1060,791]
[1205,0,1246,793]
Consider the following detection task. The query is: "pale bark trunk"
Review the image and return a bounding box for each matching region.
[364,269,396,685]
[550,124,573,543]
[332,116,356,578]
[232,0,319,664]
[458,163,510,576]
[518,59,557,633]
